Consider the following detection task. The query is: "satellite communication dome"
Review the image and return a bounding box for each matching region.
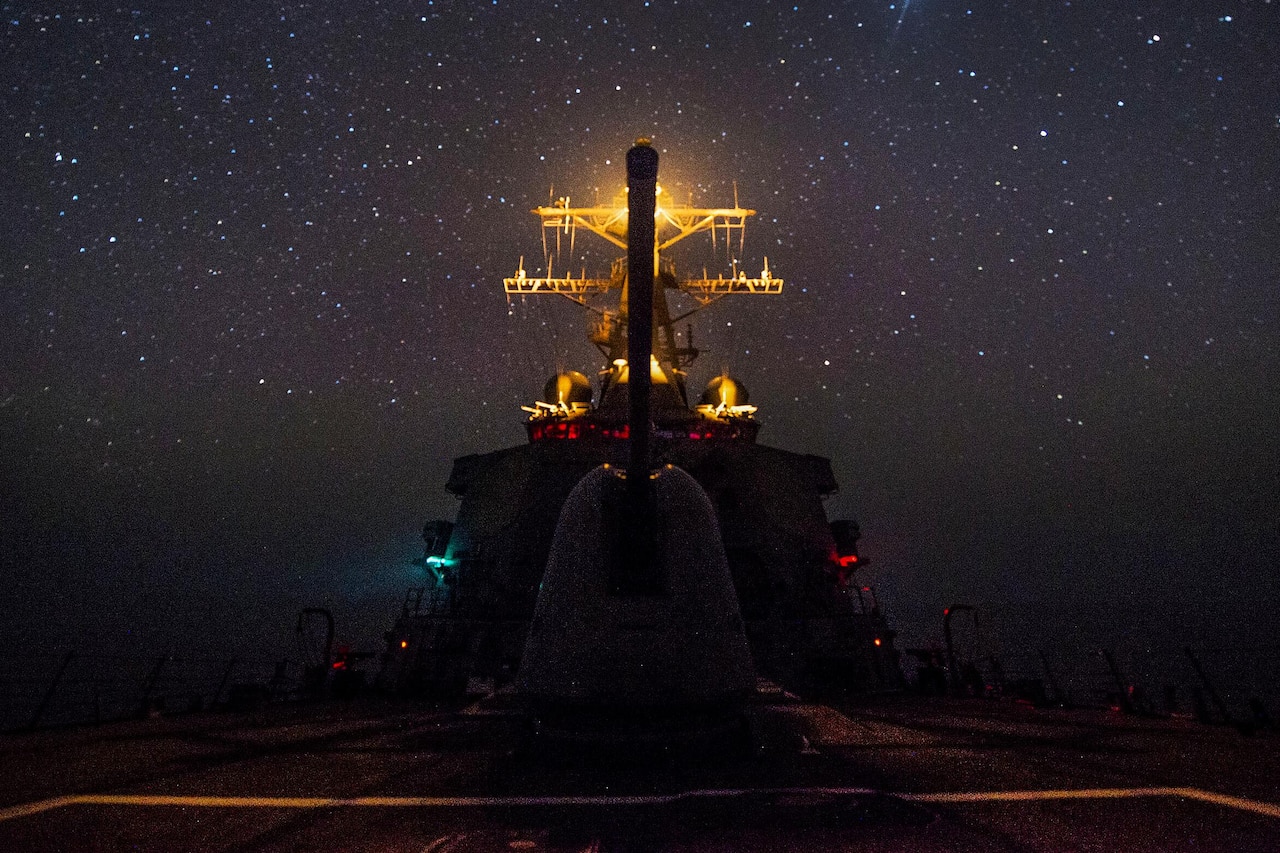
[542,370,592,406]
[701,375,749,408]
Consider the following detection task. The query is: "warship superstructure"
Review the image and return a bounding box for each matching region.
[380,147,900,698]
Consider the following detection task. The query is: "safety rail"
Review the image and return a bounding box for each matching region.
[912,640,1280,730]
[0,652,307,732]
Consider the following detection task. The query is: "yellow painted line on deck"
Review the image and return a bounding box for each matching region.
[1171,787,1280,820]
[904,786,1180,804]
[900,786,1280,819]
[2,786,1278,823]
[0,796,79,823]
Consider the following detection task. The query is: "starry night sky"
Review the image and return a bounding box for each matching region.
[3,1,1277,659]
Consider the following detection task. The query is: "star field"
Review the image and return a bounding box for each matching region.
[2,1,1277,656]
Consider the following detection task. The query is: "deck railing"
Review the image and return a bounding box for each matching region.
[0,652,306,732]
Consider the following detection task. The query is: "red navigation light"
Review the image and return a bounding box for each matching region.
[838,554,859,568]
[531,420,634,441]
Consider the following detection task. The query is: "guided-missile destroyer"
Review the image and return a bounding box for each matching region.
[6,143,1275,853]
[380,142,901,700]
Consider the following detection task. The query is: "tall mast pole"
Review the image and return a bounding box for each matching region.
[626,140,658,484]
[620,139,659,595]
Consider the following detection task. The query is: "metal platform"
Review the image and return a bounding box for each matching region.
[2,690,1277,851]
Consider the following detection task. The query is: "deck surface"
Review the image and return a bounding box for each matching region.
[2,692,1278,851]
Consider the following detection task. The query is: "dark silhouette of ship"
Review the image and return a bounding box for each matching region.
[380,142,901,701]
[6,143,1276,853]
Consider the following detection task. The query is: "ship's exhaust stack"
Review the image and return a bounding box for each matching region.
[515,141,755,742]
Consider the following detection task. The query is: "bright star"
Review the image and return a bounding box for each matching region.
[893,0,913,37]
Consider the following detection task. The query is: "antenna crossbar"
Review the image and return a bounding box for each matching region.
[531,204,758,252]
[679,275,784,304]
[504,276,614,295]
[510,195,781,307]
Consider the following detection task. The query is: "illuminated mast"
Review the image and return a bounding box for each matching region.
[503,158,783,388]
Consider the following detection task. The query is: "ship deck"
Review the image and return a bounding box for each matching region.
[2,689,1278,851]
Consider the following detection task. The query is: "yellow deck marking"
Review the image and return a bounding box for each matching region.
[0,797,78,823]
[1171,787,1280,820]
[2,787,1278,823]
[904,786,1180,804]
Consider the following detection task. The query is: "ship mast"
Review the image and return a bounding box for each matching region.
[620,140,659,595]
[503,165,784,384]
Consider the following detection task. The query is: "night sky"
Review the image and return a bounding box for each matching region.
[3,2,1277,661]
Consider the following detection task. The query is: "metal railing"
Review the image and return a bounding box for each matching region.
[1,652,305,732]
[940,642,1280,730]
